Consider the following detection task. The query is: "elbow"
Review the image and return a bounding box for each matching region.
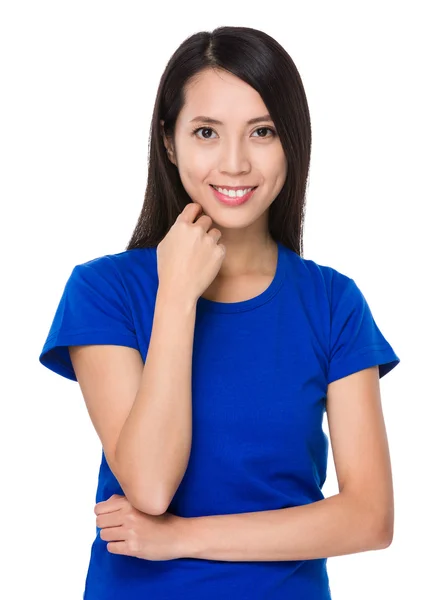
[114,455,170,516]
[129,472,184,516]
[376,518,394,549]
[371,510,394,549]
[113,474,168,516]
[374,530,393,550]
[347,489,394,550]
[128,485,171,516]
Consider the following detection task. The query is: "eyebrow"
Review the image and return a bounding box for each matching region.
[189,114,273,126]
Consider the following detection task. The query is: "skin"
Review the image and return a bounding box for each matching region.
[95,70,291,559]
[161,67,288,299]
[95,494,187,561]
[95,72,393,563]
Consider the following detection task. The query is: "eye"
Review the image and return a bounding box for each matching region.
[191,126,277,140]
[192,127,218,140]
[252,127,276,138]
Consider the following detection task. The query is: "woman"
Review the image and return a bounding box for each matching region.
[39,25,400,599]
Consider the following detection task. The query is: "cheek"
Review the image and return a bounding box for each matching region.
[177,167,209,204]
[278,165,288,188]
[270,154,287,189]
[179,162,210,190]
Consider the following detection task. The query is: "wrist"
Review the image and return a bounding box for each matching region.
[156,286,198,314]
[173,516,203,559]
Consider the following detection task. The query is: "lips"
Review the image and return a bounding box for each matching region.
[210,184,257,206]
[210,185,258,191]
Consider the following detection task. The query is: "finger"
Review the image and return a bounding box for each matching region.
[99,525,125,542]
[106,541,130,555]
[96,510,124,529]
[94,495,125,515]
[95,502,117,515]
[208,228,223,243]
[194,214,213,232]
[177,202,203,223]
[95,505,123,516]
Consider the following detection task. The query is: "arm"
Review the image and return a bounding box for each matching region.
[179,366,393,561]
[180,490,390,562]
[115,287,197,515]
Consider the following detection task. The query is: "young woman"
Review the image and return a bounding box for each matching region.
[39,25,400,600]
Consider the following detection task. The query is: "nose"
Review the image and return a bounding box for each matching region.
[217,138,251,174]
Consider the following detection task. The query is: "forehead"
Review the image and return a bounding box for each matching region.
[179,68,268,124]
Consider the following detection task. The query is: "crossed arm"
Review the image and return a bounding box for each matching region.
[178,490,391,562]
[79,287,394,562]
[175,366,394,561]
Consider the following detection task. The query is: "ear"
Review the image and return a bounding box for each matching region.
[160,119,177,166]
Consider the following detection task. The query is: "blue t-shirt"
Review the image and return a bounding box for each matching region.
[39,241,400,599]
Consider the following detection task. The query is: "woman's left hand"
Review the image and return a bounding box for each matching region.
[94,494,187,561]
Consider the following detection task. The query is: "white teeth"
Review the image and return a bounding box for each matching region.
[212,186,254,198]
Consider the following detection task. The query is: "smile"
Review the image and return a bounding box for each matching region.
[210,185,258,206]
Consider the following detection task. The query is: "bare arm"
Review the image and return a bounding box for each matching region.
[70,204,223,518]
[177,367,393,560]
[178,491,390,561]
[115,287,197,515]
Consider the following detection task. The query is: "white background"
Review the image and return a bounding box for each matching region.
[2,1,435,598]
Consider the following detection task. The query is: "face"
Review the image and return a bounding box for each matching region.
[161,68,287,235]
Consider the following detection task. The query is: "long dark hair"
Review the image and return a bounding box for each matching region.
[126,26,311,256]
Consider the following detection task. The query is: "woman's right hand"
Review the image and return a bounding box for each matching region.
[156,203,226,303]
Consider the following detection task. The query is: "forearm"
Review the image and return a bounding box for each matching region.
[181,492,390,562]
[115,287,197,515]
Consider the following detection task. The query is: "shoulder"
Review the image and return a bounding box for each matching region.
[281,245,354,301]
[76,246,156,272]
[71,246,158,289]
[298,254,352,290]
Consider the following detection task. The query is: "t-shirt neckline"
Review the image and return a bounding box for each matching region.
[197,241,286,314]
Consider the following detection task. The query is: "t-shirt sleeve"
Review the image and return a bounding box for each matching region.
[39,257,140,382]
[327,272,400,384]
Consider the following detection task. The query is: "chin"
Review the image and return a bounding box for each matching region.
[209,210,263,232]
